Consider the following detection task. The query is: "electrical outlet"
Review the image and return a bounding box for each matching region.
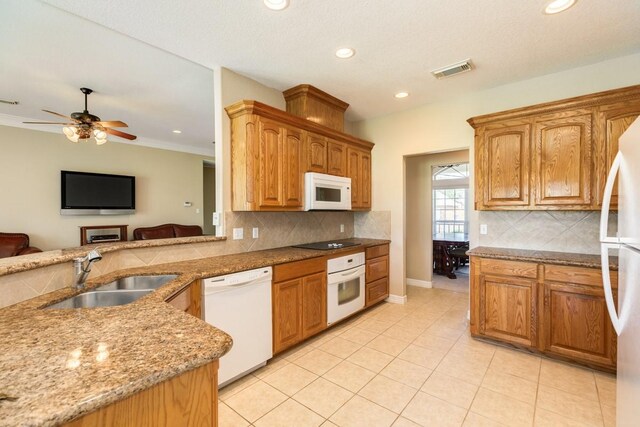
[195,208,200,214]
[480,224,488,235]
[340,224,345,233]
[252,227,259,239]
[212,212,220,226]
[232,228,243,240]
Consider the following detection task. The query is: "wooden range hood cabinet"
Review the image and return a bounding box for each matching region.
[283,84,350,132]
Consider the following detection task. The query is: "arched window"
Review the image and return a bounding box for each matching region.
[432,163,469,238]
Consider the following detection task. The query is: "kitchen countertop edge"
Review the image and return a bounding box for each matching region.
[467,246,618,270]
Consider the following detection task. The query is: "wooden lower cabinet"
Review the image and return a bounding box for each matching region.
[64,360,219,427]
[272,258,327,354]
[166,280,202,318]
[365,244,389,307]
[471,256,617,372]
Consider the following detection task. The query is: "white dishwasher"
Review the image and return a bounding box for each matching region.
[203,267,273,386]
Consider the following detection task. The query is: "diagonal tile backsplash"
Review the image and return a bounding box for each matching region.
[478,211,617,254]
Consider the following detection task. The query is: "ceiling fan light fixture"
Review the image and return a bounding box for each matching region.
[63,126,79,142]
[95,136,108,145]
[264,0,289,11]
[93,129,107,139]
[544,0,577,14]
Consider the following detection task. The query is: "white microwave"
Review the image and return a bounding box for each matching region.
[304,172,352,211]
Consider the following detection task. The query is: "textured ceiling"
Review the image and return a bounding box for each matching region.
[2,0,640,154]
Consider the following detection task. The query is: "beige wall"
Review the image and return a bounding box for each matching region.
[405,150,469,283]
[202,164,216,235]
[353,52,640,298]
[0,125,212,250]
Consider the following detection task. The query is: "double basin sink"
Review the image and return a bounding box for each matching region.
[45,275,178,309]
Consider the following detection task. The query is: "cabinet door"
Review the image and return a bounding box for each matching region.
[258,119,284,208]
[301,272,327,339]
[533,114,592,207]
[542,281,616,369]
[477,124,531,208]
[283,126,304,208]
[479,274,537,347]
[360,150,371,209]
[595,102,640,209]
[327,140,347,176]
[306,132,327,173]
[347,147,362,208]
[272,279,303,354]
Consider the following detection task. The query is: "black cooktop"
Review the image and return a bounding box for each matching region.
[293,241,361,251]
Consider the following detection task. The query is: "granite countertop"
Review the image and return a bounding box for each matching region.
[467,246,618,270]
[0,235,228,277]
[0,238,389,426]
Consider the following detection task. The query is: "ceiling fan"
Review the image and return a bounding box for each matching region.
[23,87,137,144]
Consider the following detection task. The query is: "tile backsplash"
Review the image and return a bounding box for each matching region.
[478,211,617,254]
[354,211,391,240]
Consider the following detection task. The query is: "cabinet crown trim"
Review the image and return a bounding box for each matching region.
[225,100,374,150]
[467,84,640,127]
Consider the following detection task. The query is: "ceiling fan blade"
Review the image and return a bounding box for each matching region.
[105,128,137,140]
[42,109,78,121]
[23,121,76,125]
[95,120,128,128]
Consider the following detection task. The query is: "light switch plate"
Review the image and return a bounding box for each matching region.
[480,224,488,235]
[212,212,221,226]
[340,224,345,233]
[233,228,243,240]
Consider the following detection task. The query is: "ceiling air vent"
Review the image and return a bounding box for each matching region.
[431,59,473,79]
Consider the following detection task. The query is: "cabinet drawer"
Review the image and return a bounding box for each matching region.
[545,265,617,289]
[274,257,326,282]
[366,255,389,283]
[366,244,389,260]
[480,258,538,279]
[366,277,388,306]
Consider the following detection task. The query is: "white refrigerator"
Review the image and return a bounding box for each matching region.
[600,116,640,427]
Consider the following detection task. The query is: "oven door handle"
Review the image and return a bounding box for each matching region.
[329,266,365,284]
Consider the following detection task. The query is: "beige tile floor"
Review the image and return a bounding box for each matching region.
[218,285,617,427]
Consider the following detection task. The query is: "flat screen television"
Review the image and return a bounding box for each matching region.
[61,170,135,215]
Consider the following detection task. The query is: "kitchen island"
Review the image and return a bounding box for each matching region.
[0,238,388,426]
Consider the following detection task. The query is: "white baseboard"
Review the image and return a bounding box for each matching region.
[406,278,432,288]
[385,294,407,304]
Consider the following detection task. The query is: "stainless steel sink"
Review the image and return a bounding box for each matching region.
[95,275,178,291]
[46,289,153,309]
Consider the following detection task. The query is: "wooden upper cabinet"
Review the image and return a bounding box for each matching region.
[477,123,531,209]
[327,139,347,176]
[226,100,374,211]
[305,132,327,173]
[533,113,592,207]
[347,146,372,210]
[594,100,640,209]
[469,84,640,211]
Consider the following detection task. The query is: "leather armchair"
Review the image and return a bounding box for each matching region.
[0,233,43,259]
[133,224,203,240]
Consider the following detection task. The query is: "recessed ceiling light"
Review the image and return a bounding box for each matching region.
[395,92,409,99]
[335,48,356,59]
[172,130,182,134]
[264,0,289,11]
[543,0,577,14]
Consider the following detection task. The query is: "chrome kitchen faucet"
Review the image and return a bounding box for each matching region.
[73,249,103,289]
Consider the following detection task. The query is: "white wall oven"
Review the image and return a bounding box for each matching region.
[327,252,365,325]
[304,172,352,211]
